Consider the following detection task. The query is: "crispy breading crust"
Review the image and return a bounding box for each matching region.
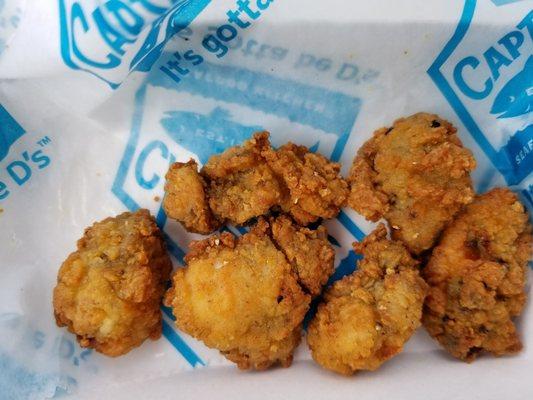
[163,159,221,234]
[201,131,271,179]
[270,214,335,296]
[263,143,349,225]
[307,224,427,375]
[53,210,172,356]
[423,188,532,361]
[202,132,284,225]
[347,113,476,254]
[164,220,311,370]
[206,162,283,225]
[163,132,348,232]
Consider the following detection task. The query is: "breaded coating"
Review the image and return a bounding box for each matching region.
[423,188,532,361]
[307,224,427,375]
[164,219,311,370]
[163,159,220,234]
[270,214,335,296]
[202,132,284,225]
[53,210,172,356]
[164,132,348,232]
[347,113,476,254]
[263,143,349,225]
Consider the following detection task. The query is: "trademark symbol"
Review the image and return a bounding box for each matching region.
[37,136,51,147]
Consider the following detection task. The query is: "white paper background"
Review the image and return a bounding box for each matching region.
[0,0,532,399]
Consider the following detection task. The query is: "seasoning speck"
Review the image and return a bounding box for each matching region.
[214,260,227,270]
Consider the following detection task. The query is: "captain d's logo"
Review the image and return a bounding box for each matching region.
[452,10,531,112]
[490,55,532,119]
[58,0,209,87]
[429,2,532,186]
[0,105,25,163]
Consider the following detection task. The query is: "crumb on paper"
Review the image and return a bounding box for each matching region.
[154,196,160,202]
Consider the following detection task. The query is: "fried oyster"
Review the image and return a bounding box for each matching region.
[423,188,532,361]
[164,216,335,370]
[347,113,476,254]
[262,143,349,225]
[163,159,220,234]
[53,210,172,356]
[163,132,348,232]
[307,224,427,375]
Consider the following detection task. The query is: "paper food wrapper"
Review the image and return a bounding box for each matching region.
[0,0,532,398]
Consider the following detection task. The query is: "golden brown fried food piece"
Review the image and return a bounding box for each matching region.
[307,224,427,375]
[164,219,311,370]
[163,159,221,234]
[164,132,348,232]
[263,143,349,225]
[163,133,281,230]
[53,210,172,356]
[202,132,284,225]
[270,215,335,296]
[347,113,476,254]
[423,188,532,361]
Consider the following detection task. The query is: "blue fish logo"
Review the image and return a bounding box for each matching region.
[0,105,25,162]
[160,107,262,164]
[491,56,533,119]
